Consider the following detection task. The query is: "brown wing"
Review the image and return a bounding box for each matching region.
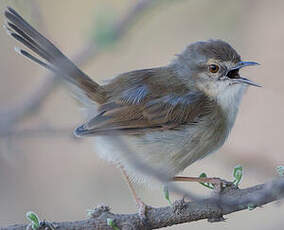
[74,69,213,136]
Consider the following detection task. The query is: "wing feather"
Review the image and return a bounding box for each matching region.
[74,84,213,136]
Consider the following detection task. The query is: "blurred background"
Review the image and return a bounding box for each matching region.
[0,0,284,229]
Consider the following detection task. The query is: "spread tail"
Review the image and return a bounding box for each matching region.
[4,7,107,104]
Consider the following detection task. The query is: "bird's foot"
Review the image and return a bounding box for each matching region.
[137,199,147,219]
[204,177,232,193]
[136,199,149,220]
[135,199,153,229]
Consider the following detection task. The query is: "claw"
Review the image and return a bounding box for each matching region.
[136,200,152,228]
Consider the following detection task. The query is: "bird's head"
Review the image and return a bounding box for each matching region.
[173,39,260,98]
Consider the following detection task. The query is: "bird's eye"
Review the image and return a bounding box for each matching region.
[208,64,220,73]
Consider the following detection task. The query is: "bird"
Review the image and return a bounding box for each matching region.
[4,7,260,217]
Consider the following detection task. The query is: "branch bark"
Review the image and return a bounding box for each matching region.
[1,178,284,230]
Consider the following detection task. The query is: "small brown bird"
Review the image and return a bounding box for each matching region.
[5,7,260,216]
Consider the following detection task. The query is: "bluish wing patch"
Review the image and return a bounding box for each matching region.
[120,85,148,104]
[146,91,202,108]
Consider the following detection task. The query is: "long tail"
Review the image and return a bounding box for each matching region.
[4,7,107,104]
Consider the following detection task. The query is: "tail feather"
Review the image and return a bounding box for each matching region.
[4,7,107,104]
[14,47,57,73]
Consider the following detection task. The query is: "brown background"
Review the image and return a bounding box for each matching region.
[0,0,283,229]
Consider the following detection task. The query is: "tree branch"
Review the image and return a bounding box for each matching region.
[1,178,283,230]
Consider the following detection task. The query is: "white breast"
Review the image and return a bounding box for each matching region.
[216,84,247,129]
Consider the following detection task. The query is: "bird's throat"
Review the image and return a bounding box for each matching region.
[216,84,247,128]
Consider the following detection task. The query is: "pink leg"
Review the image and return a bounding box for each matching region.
[119,166,148,219]
[173,176,229,192]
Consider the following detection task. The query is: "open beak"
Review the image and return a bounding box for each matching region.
[230,61,261,87]
[234,76,261,87]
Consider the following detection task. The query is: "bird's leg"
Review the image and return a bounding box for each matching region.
[119,165,148,220]
[173,176,230,192]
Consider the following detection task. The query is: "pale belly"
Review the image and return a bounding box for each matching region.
[92,117,229,186]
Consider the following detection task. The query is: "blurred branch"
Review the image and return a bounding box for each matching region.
[1,178,284,230]
[0,0,156,138]
[4,126,74,138]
